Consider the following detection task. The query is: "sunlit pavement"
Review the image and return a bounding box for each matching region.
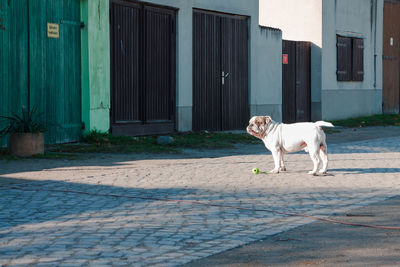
[1,136,400,266]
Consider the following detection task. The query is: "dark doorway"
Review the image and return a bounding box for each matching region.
[382,0,400,114]
[192,9,249,131]
[282,40,311,123]
[110,0,176,136]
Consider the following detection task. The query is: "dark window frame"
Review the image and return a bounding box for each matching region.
[336,35,364,81]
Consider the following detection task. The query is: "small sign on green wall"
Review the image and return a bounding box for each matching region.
[47,23,59,38]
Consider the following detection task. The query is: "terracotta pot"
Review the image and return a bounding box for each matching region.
[9,132,44,157]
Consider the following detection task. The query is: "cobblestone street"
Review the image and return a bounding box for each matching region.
[1,134,400,266]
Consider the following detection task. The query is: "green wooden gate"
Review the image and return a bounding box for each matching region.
[0,0,81,145]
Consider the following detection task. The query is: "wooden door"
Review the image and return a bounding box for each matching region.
[0,0,29,146]
[29,0,82,143]
[383,0,400,114]
[1,0,82,145]
[295,42,311,122]
[282,40,311,123]
[221,16,249,130]
[192,11,222,131]
[110,1,176,136]
[193,10,249,131]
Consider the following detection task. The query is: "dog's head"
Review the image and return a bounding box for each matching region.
[246,115,272,139]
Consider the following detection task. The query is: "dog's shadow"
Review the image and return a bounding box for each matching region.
[330,168,400,174]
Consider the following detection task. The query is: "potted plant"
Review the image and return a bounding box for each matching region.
[0,107,46,157]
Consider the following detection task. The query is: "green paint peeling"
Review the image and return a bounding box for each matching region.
[80,0,110,133]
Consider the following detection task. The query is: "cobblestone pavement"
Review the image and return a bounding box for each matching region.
[1,136,400,266]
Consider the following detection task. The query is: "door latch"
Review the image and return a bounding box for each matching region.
[222,71,230,85]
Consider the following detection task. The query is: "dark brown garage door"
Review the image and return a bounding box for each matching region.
[193,9,249,131]
[382,0,400,114]
[110,1,176,136]
[282,40,311,123]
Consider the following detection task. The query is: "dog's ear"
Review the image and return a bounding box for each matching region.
[254,116,265,126]
[264,116,272,124]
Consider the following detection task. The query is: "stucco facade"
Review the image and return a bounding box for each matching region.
[81,0,283,134]
[321,0,383,120]
[259,0,383,121]
[135,0,282,131]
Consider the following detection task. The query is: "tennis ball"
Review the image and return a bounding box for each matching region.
[252,168,260,175]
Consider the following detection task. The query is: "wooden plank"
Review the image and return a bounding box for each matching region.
[295,41,311,122]
[0,0,29,146]
[192,11,221,131]
[0,0,8,146]
[8,0,29,113]
[352,38,364,81]
[111,2,141,123]
[145,6,175,123]
[282,40,296,123]
[382,0,400,113]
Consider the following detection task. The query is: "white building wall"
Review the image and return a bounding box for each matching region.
[259,0,322,46]
[259,0,323,121]
[321,0,383,120]
[259,0,384,121]
[136,0,282,131]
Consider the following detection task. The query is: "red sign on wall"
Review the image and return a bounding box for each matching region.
[282,54,288,64]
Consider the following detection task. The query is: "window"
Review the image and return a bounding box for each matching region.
[337,36,364,81]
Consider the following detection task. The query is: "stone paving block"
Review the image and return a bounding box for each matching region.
[1,136,400,266]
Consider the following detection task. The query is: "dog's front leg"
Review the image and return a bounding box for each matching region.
[270,149,281,174]
[279,152,286,172]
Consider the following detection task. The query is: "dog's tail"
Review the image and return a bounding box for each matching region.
[315,121,334,128]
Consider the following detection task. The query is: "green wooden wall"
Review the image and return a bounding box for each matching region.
[1,0,82,146]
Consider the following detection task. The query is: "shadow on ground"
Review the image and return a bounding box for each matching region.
[184,196,400,267]
[330,168,400,174]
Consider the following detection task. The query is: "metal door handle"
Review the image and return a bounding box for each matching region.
[222,71,230,85]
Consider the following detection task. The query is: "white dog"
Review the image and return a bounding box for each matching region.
[246,116,334,175]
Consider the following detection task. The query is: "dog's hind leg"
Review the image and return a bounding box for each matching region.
[318,144,328,174]
[307,144,321,175]
[279,152,287,171]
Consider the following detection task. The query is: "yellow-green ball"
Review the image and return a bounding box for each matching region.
[252,168,260,174]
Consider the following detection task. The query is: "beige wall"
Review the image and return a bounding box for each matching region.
[259,0,323,120]
[259,0,322,46]
[259,0,384,121]
[321,0,383,120]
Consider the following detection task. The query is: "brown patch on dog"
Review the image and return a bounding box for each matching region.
[300,142,307,149]
[255,116,266,126]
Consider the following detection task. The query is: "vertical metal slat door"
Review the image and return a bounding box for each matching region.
[282,40,311,123]
[193,10,249,131]
[111,1,141,126]
[282,40,296,123]
[295,41,311,122]
[145,6,176,126]
[193,11,221,131]
[110,1,176,136]
[221,16,249,130]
